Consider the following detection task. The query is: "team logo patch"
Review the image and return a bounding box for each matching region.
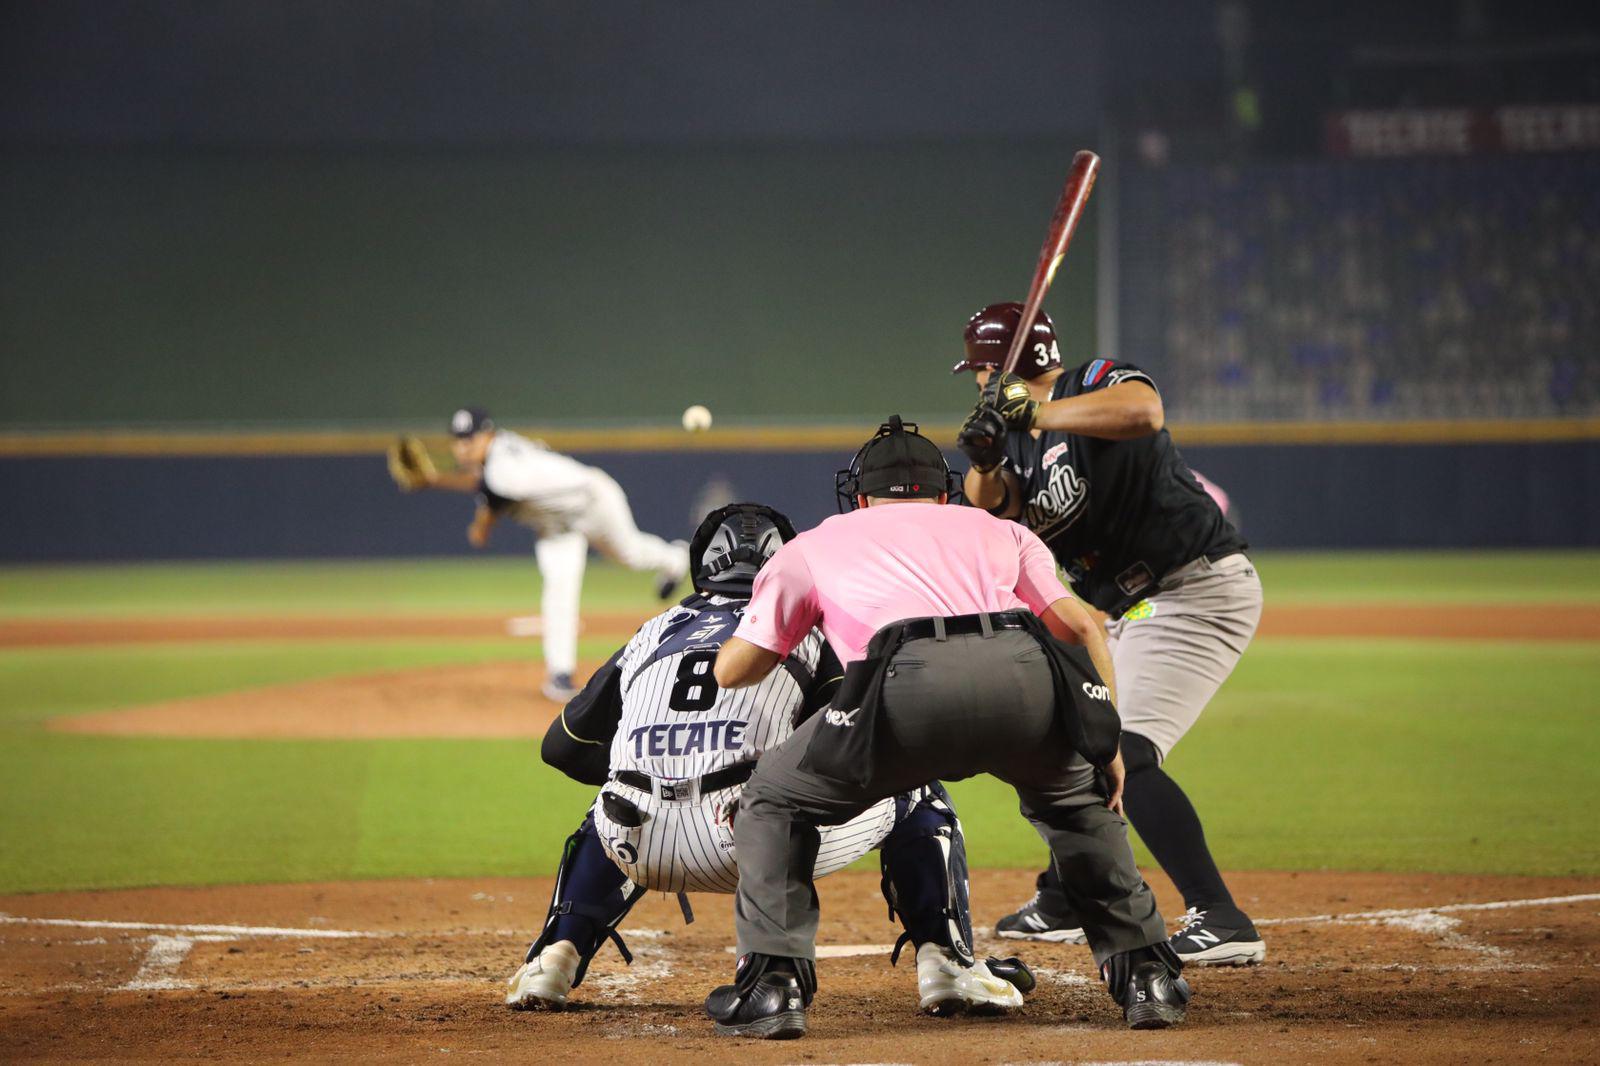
[1121,600,1157,621]
[1041,442,1069,467]
[611,840,637,864]
[1083,359,1114,387]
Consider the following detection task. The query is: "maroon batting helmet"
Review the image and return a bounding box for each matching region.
[952,302,1062,380]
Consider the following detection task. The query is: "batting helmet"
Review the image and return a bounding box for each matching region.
[688,502,797,597]
[835,415,961,513]
[952,302,1062,380]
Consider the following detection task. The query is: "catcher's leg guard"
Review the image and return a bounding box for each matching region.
[524,815,646,988]
[879,783,976,966]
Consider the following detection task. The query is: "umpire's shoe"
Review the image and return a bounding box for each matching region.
[995,882,1087,944]
[1102,945,1190,1030]
[505,941,579,1010]
[1169,907,1267,967]
[705,954,813,1039]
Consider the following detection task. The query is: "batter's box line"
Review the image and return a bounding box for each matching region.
[1252,891,1600,927]
[0,914,388,940]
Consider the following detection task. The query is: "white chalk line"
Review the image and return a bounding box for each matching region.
[1253,891,1600,927]
[0,913,385,939]
[7,889,1597,997]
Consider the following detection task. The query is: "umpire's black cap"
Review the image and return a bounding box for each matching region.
[449,407,494,438]
[836,415,954,510]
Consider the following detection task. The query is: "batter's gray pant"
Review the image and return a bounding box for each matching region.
[732,628,1168,968]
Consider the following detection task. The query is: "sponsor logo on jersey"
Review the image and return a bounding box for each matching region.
[611,840,638,864]
[1083,359,1115,387]
[1104,367,1151,389]
[1041,442,1069,467]
[1023,462,1090,537]
[627,718,748,758]
[1081,681,1112,702]
[824,707,859,728]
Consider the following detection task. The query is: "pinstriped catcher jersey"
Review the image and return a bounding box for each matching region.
[607,596,824,779]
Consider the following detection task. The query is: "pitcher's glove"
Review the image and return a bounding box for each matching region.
[957,404,1008,473]
[387,435,437,492]
[981,370,1039,432]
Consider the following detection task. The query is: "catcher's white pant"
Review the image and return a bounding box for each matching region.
[592,777,899,894]
[533,471,689,677]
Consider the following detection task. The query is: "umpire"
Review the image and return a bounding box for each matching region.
[706,416,1189,1039]
[954,302,1265,966]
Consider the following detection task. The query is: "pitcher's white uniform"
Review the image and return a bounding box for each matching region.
[479,429,689,682]
[588,596,898,893]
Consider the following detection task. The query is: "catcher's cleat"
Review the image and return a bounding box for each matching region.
[1121,959,1191,1030]
[541,674,578,702]
[995,886,1087,944]
[505,941,580,1010]
[705,972,808,1039]
[1169,907,1266,967]
[915,944,1025,1016]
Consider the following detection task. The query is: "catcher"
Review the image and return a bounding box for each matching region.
[507,502,1033,1021]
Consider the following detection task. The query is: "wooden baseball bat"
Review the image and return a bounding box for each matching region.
[999,150,1101,376]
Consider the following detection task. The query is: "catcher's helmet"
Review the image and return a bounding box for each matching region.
[688,502,797,597]
[952,302,1062,380]
[835,415,961,513]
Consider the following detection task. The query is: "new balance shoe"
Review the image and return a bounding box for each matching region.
[541,673,578,702]
[995,887,1087,944]
[505,941,580,1010]
[914,944,1026,1016]
[704,972,808,1039]
[1169,907,1266,966]
[1121,959,1191,1030]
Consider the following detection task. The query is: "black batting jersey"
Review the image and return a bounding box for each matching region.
[557,593,841,781]
[995,358,1246,617]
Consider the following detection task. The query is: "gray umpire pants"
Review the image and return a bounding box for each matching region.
[733,628,1168,968]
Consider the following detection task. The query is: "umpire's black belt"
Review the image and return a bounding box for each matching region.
[894,610,1034,643]
[614,760,755,802]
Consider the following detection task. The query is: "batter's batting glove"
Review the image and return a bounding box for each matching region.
[982,371,1039,432]
[957,404,1007,473]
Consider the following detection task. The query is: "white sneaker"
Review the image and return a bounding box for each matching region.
[506,941,581,1010]
[915,943,1024,1016]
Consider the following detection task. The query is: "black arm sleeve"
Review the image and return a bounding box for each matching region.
[792,642,846,728]
[540,645,626,785]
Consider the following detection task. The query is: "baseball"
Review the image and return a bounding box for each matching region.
[681,404,713,432]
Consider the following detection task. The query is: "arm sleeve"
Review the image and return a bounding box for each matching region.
[733,543,822,658]
[539,644,626,785]
[1013,526,1073,615]
[1071,358,1159,397]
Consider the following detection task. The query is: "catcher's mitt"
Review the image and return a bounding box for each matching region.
[387,435,436,492]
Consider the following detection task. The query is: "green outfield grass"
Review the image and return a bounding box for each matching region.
[0,551,1596,894]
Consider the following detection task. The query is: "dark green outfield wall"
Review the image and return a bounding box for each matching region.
[0,143,1096,429]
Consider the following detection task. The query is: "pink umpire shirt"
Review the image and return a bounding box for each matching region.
[735,502,1071,664]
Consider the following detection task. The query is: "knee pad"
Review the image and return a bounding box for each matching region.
[526,815,645,987]
[878,783,974,965]
[1121,731,1162,775]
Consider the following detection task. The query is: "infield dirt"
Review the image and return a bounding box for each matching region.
[3,868,1597,1063]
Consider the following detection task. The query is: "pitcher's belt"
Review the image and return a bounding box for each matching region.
[614,761,756,801]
